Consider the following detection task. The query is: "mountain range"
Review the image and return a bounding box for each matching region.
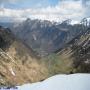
[10,19,86,56]
[0,18,90,86]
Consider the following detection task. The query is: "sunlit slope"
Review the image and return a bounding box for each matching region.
[0,26,48,86]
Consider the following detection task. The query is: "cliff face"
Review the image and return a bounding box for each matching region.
[0,26,48,86]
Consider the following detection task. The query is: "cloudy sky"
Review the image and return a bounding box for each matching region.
[0,0,90,22]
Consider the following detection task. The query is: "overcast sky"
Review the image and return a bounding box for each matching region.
[0,0,90,22]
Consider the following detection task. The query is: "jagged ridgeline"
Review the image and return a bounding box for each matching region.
[11,19,84,57]
[10,18,90,57]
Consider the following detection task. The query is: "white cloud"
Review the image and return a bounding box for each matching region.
[0,0,89,22]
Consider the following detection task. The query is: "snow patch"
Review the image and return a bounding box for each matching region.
[9,68,15,76]
[17,74,90,90]
[33,34,37,41]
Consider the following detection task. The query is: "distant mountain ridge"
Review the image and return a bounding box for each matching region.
[10,18,87,56]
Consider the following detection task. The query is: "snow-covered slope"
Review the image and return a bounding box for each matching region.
[18,74,90,90]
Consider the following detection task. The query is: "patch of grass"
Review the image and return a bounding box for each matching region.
[42,53,74,76]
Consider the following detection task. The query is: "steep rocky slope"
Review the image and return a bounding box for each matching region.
[56,27,90,73]
[0,26,48,86]
[42,24,90,75]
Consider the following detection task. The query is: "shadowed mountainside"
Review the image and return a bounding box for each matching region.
[52,27,90,74]
[42,20,90,75]
[11,19,85,56]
